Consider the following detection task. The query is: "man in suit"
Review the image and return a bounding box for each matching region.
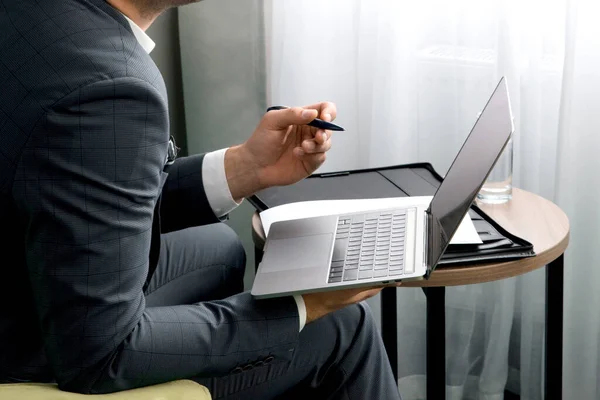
[0,0,402,398]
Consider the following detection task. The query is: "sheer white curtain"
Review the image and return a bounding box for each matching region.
[264,0,600,398]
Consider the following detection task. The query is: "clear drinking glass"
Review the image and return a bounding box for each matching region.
[477,136,513,203]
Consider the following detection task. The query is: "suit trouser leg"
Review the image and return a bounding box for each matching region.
[145,223,401,400]
[193,300,401,400]
[144,223,246,306]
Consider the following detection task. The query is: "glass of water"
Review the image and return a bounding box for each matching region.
[477,136,513,203]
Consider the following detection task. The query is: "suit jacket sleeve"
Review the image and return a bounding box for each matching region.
[159,154,221,233]
[14,77,300,394]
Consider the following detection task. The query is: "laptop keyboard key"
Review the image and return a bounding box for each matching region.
[331,266,344,274]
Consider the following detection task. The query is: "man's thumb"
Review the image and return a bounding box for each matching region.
[267,107,318,129]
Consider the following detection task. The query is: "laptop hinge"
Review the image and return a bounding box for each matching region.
[425,210,433,279]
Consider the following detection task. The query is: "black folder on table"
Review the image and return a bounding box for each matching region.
[248,163,535,266]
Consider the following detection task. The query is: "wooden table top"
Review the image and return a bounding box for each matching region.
[251,188,570,287]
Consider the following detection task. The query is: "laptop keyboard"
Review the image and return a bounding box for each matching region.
[328,211,407,284]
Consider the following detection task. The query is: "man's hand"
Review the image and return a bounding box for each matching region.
[225,102,337,201]
[303,283,402,324]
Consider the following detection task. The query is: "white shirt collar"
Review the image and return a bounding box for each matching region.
[121,14,156,54]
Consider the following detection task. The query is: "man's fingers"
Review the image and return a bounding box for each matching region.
[301,137,332,154]
[357,284,401,298]
[296,152,327,172]
[314,130,328,144]
[360,288,385,299]
[302,101,337,122]
[265,107,318,130]
[349,287,386,304]
[264,102,337,131]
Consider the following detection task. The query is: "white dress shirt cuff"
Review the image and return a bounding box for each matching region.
[202,148,242,218]
[293,295,307,332]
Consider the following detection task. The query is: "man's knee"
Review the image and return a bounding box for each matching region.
[211,223,247,285]
[341,301,377,336]
[311,301,378,352]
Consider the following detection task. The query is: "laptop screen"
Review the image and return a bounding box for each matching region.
[427,77,514,270]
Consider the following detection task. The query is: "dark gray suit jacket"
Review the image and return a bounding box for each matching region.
[0,0,298,394]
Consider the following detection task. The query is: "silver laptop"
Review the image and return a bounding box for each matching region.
[251,77,514,299]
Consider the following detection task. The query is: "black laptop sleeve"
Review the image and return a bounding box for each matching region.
[248,163,535,266]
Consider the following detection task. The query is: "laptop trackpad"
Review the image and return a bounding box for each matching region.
[261,234,333,273]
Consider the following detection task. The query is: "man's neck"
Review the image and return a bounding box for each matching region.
[106,0,160,30]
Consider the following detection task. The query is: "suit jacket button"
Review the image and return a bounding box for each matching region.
[253,360,265,367]
[264,356,275,364]
[242,364,254,371]
[231,366,243,374]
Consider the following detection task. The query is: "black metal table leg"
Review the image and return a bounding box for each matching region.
[424,286,446,400]
[382,287,399,381]
[545,254,564,400]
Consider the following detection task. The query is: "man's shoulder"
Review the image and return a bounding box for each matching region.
[0,0,165,111]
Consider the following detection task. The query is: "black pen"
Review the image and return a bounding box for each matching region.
[267,105,345,131]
